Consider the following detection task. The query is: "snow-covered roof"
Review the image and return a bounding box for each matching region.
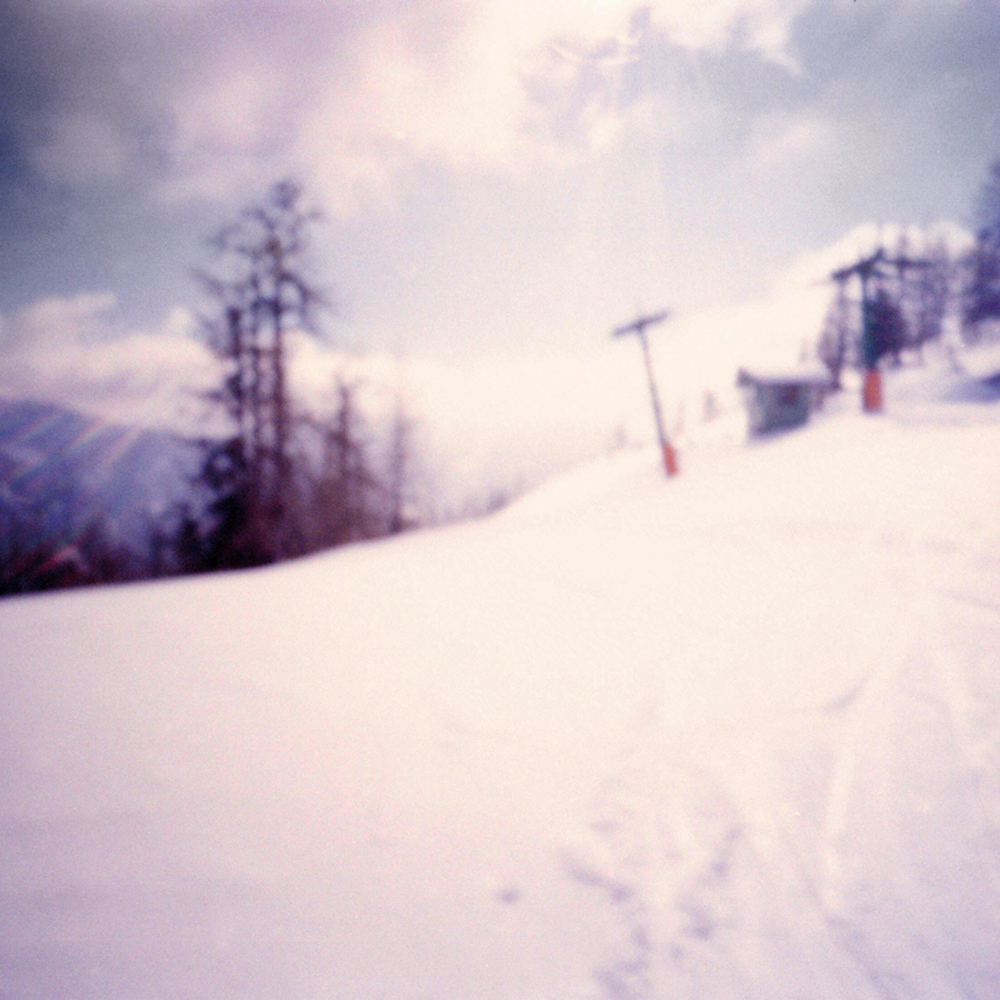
[737,363,832,386]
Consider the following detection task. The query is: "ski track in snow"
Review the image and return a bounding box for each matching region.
[1,362,999,999]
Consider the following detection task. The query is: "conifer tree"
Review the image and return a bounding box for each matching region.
[963,159,1000,340]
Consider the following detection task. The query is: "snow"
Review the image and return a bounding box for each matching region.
[2,360,999,999]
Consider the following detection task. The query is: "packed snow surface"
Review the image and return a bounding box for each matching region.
[2,364,999,999]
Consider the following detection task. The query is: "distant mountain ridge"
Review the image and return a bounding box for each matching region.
[0,397,201,563]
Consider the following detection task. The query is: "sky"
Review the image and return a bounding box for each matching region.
[1,0,999,488]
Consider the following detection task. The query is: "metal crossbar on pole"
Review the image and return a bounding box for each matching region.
[612,310,678,476]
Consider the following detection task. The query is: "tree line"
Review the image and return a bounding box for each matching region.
[185,179,418,572]
[817,159,1000,387]
[1,180,421,595]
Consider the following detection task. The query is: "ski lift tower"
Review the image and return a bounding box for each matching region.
[612,309,678,476]
[830,247,929,413]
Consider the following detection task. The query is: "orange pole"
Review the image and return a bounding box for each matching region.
[662,442,679,476]
[863,369,883,413]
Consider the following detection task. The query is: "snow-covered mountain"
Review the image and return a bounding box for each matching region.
[0,397,201,550]
[1,359,998,999]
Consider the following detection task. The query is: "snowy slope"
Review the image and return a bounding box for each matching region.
[1,364,999,1000]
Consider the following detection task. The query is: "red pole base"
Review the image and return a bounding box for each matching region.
[662,443,679,477]
[863,369,883,413]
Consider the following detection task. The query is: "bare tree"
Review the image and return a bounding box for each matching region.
[195,179,331,565]
[313,378,375,547]
[880,229,951,362]
[384,395,417,535]
[817,277,852,389]
[908,235,951,358]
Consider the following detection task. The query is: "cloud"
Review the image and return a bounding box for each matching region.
[5,0,998,372]
[4,0,993,211]
[1,293,119,349]
[0,295,218,429]
[296,0,816,208]
[0,0,820,213]
[655,0,810,61]
[746,113,836,170]
[18,0,983,243]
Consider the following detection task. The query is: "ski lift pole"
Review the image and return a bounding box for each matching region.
[830,246,929,415]
[859,269,883,413]
[612,310,678,476]
[831,251,883,413]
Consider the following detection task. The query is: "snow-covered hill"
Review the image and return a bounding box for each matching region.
[1,363,999,1000]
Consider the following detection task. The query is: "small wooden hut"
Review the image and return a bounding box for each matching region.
[737,366,831,436]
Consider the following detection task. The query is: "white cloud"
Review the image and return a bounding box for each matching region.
[339,0,810,186]
[175,0,817,213]
[15,0,986,234]
[4,0,818,213]
[3,292,119,349]
[654,0,807,58]
[153,31,306,203]
[746,113,836,171]
[0,296,218,430]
